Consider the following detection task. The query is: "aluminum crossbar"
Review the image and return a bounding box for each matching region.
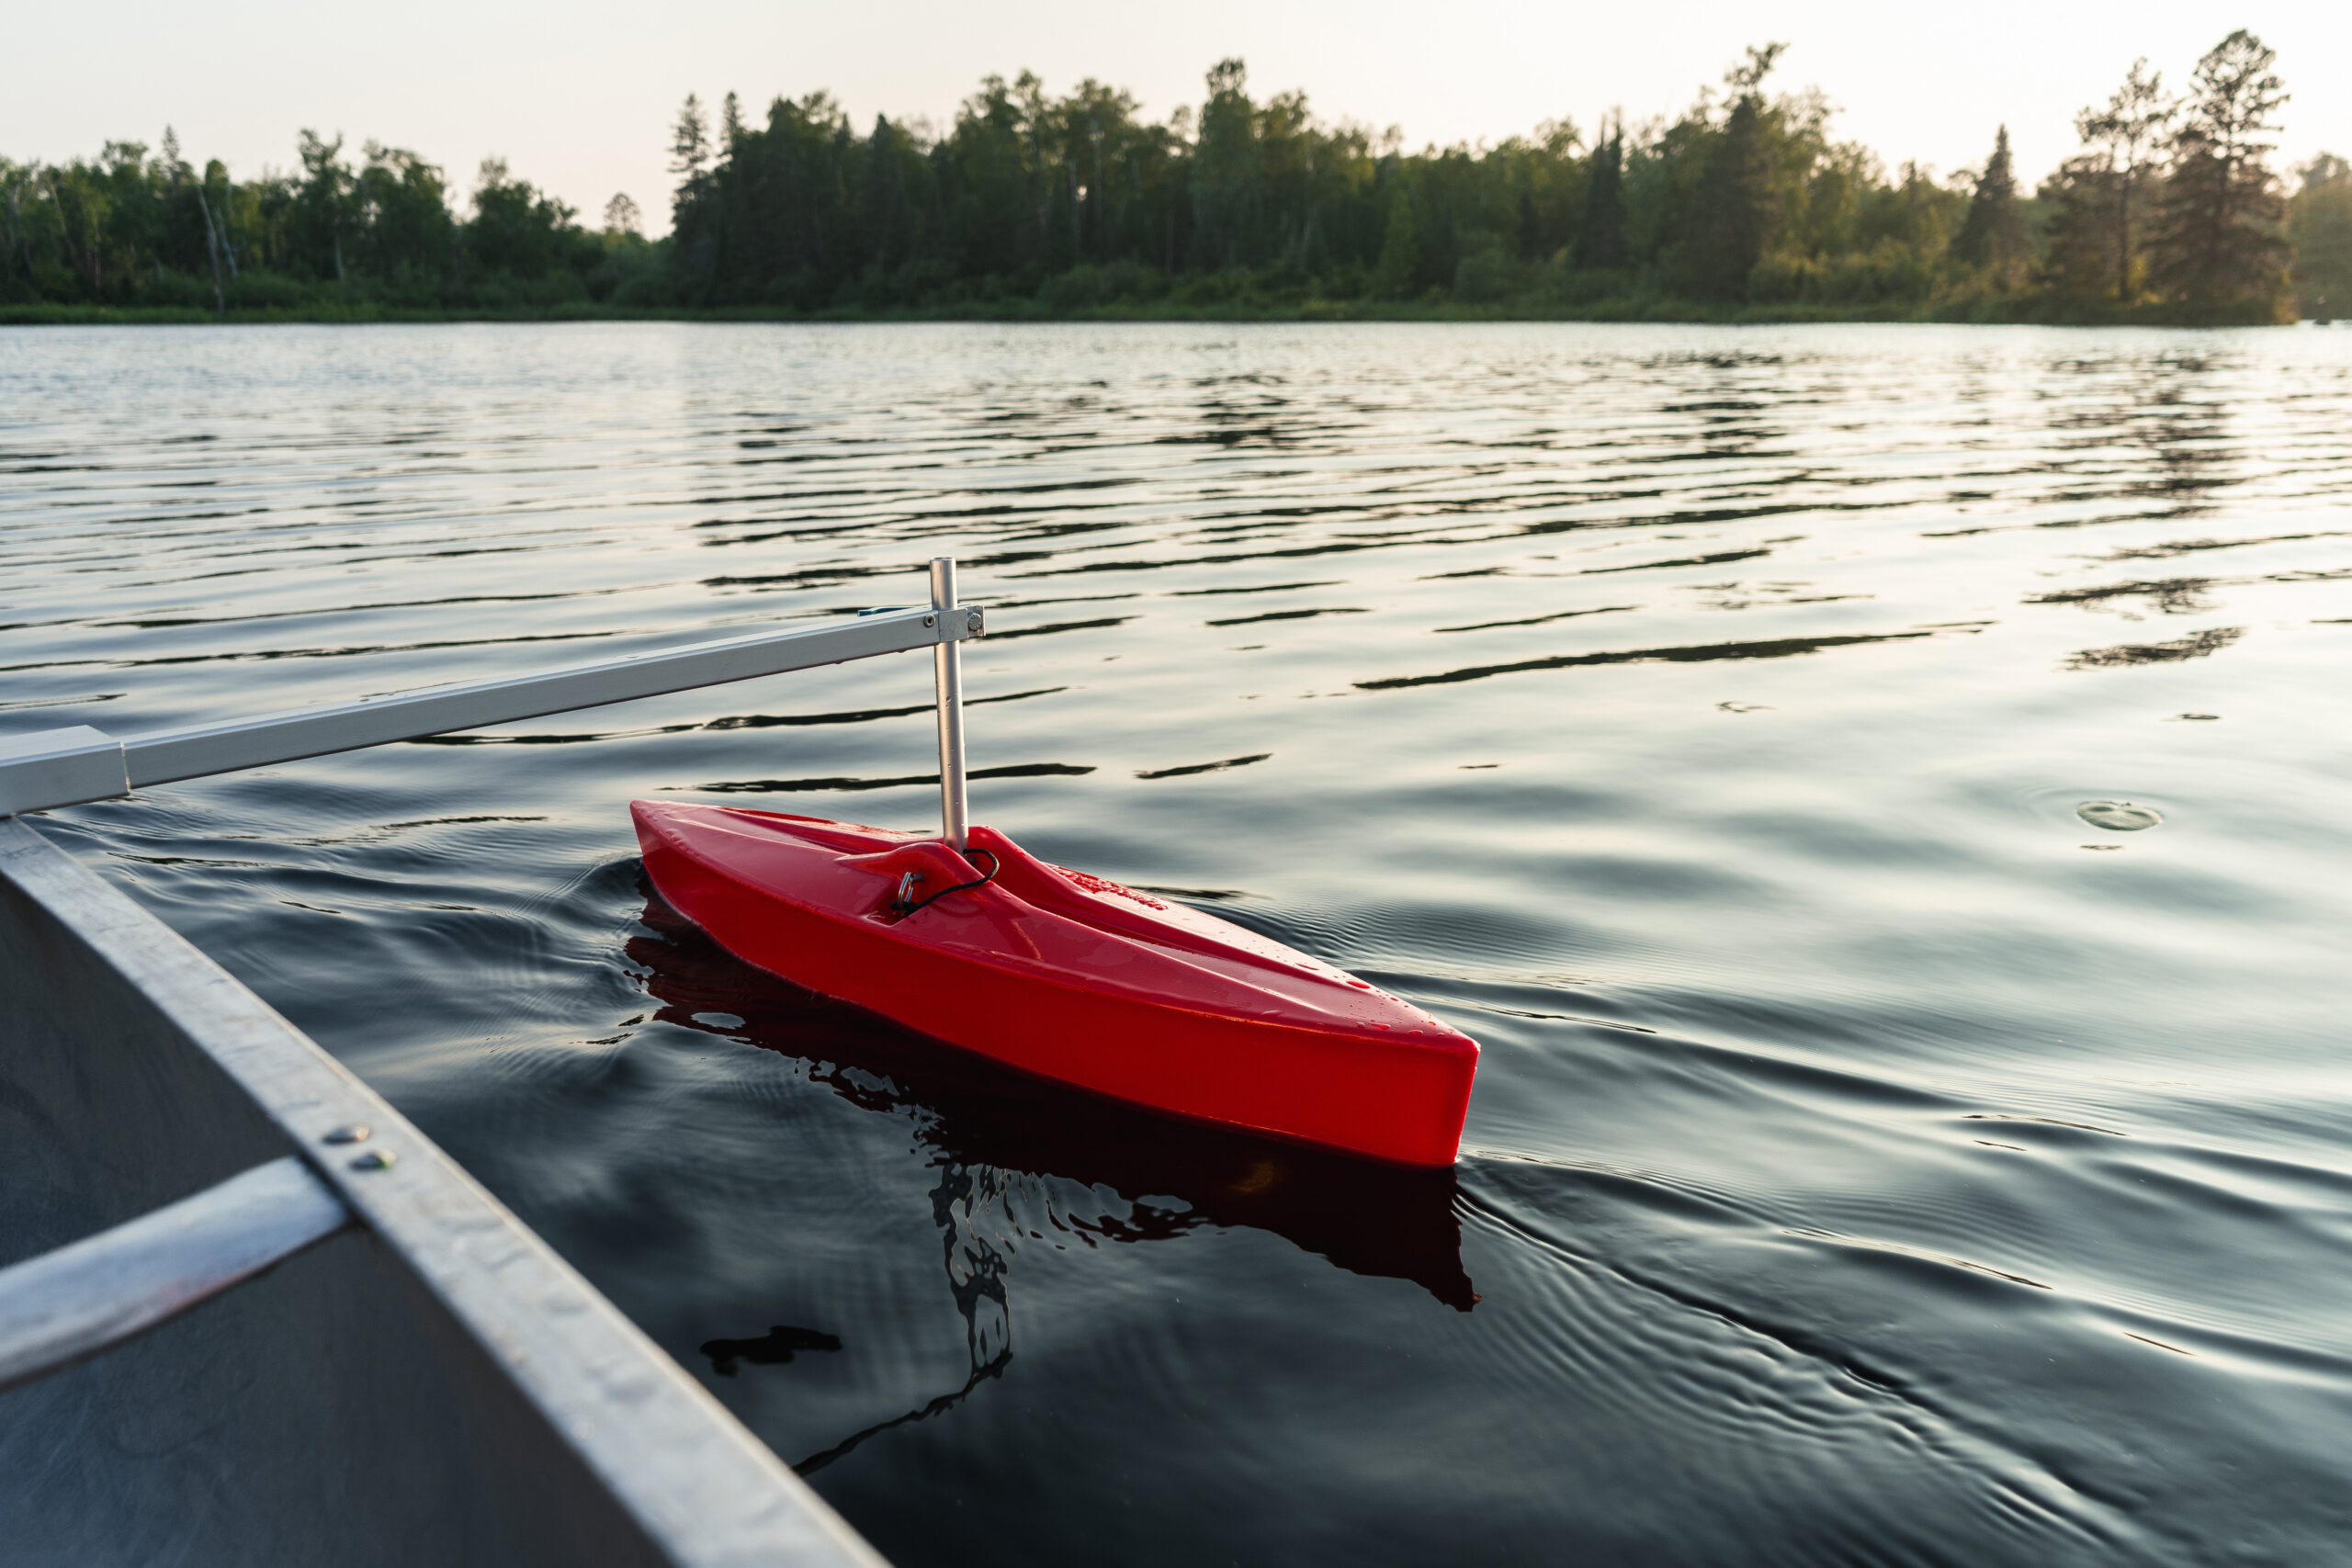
[0,598,986,818]
[0,1156,351,1393]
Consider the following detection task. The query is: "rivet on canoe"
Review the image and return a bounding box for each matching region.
[349,1149,397,1171]
[322,1123,371,1145]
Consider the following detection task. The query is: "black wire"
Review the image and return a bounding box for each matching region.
[892,848,1001,916]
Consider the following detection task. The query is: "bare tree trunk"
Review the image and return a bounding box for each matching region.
[219,180,239,276]
[83,203,99,291]
[1028,122,1046,258]
[4,181,24,281]
[1302,144,1318,262]
[2116,169,2131,302]
[1090,121,1104,262]
[44,173,70,282]
[193,185,228,318]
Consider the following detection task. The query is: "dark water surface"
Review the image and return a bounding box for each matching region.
[7,321,2352,1565]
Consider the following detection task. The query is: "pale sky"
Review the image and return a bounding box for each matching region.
[12,1,2346,233]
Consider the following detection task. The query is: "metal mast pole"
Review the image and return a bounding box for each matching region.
[930,557,970,852]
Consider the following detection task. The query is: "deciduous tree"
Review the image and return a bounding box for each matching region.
[2075,60,2170,300]
[2290,154,2352,319]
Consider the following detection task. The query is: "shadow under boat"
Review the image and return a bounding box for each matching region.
[628,882,1478,1316]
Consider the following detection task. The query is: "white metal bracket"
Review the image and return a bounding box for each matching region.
[0,726,130,818]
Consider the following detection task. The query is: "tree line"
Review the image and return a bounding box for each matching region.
[6,31,2348,321]
[0,130,653,316]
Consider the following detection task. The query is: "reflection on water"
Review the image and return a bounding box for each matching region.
[636,879,1477,1480]
[631,890,1480,1316]
[7,321,2352,1566]
[2065,625,2244,667]
[1354,627,1946,689]
[703,1324,843,1376]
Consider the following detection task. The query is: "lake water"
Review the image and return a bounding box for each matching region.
[6,321,2352,1565]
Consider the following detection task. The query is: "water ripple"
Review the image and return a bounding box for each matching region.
[7,321,2352,1566]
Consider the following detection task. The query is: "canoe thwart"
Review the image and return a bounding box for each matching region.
[0,602,986,818]
[0,725,129,818]
[0,1156,350,1393]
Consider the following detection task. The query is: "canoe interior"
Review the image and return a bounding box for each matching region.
[0,853,690,1564]
[0,817,881,1568]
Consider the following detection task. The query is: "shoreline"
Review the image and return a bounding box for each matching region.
[0,298,2314,329]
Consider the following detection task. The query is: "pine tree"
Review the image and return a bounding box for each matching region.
[2037,153,2120,299]
[1576,127,1626,269]
[670,96,710,178]
[2148,29,2290,309]
[668,94,713,275]
[1685,45,1789,299]
[1952,127,2030,288]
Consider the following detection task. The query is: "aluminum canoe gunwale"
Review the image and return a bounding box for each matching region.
[0,814,888,1568]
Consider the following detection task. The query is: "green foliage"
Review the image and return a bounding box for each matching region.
[0,127,628,314]
[2291,155,2352,320]
[1453,236,1517,304]
[1192,59,1261,271]
[0,35,2317,324]
[468,157,582,282]
[2072,59,2169,301]
[1373,183,1418,298]
[357,142,456,288]
[1953,129,2031,287]
[2040,155,2122,299]
[1677,47,1806,299]
[1574,130,1626,269]
[2148,29,2290,312]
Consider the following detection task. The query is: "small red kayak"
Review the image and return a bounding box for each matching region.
[631,800,1478,1168]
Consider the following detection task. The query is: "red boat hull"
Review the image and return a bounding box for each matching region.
[630,802,1477,1168]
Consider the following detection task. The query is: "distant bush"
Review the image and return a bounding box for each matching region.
[224,270,312,310]
[1452,243,1521,304]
